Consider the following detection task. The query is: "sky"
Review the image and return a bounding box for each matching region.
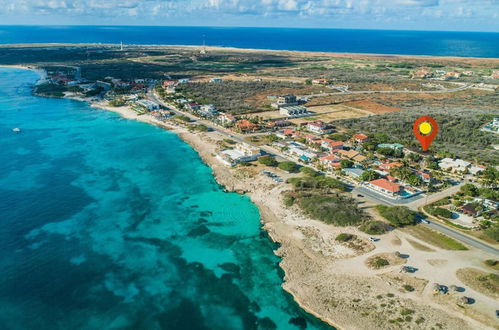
[0,0,497,32]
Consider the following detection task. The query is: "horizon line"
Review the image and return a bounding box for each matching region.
[0,24,498,34]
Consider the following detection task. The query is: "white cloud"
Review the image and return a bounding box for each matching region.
[0,0,496,31]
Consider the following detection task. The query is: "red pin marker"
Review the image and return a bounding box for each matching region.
[413,116,438,151]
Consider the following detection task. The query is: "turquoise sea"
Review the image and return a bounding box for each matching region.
[0,68,329,330]
[0,26,498,58]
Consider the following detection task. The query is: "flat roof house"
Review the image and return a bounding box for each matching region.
[216,143,261,167]
[279,105,309,118]
[136,100,160,111]
[198,104,218,117]
[438,158,471,173]
[377,143,404,151]
[272,94,298,109]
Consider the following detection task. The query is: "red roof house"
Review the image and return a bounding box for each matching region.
[369,178,402,196]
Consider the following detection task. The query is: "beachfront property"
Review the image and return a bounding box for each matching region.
[279,105,310,118]
[218,113,236,126]
[136,99,160,111]
[306,121,334,135]
[198,104,218,117]
[272,94,299,109]
[216,143,261,166]
[368,178,402,197]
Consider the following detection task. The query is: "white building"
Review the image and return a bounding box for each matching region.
[136,100,160,111]
[306,121,334,135]
[272,94,298,109]
[279,106,309,118]
[198,104,218,117]
[216,143,261,166]
[438,158,471,173]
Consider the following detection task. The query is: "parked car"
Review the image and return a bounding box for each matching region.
[369,237,380,242]
[421,219,431,224]
[357,194,364,197]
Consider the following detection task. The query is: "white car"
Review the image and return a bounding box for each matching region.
[369,237,380,242]
[421,219,430,224]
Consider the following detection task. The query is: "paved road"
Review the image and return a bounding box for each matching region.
[425,220,499,255]
[148,88,498,256]
[299,84,471,99]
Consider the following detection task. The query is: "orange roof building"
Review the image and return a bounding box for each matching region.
[369,178,402,196]
[352,133,368,143]
[236,120,259,132]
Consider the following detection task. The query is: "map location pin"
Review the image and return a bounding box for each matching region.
[413,116,438,151]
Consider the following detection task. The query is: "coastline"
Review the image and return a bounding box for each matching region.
[84,100,494,330]
[2,42,499,61]
[5,65,497,330]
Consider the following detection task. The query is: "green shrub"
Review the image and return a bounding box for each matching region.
[336,233,354,242]
[484,224,499,242]
[485,259,498,267]
[403,285,415,292]
[258,156,278,167]
[373,257,389,268]
[299,166,318,177]
[278,161,299,173]
[299,194,366,226]
[376,205,419,227]
[359,220,389,235]
[426,206,452,219]
[283,194,295,207]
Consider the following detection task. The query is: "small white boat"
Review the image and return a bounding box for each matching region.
[12,128,21,133]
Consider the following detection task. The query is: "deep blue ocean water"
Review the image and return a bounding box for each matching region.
[0,25,498,58]
[0,67,330,330]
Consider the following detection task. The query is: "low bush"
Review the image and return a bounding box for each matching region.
[278,161,299,173]
[426,206,452,219]
[258,155,278,167]
[336,233,353,242]
[373,257,389,268]
[359,220,389,235]
[376,205,419,227]
[299,194,366,226]
[403,285,415,292]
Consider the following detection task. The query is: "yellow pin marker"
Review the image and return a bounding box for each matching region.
[419,122,432,135]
